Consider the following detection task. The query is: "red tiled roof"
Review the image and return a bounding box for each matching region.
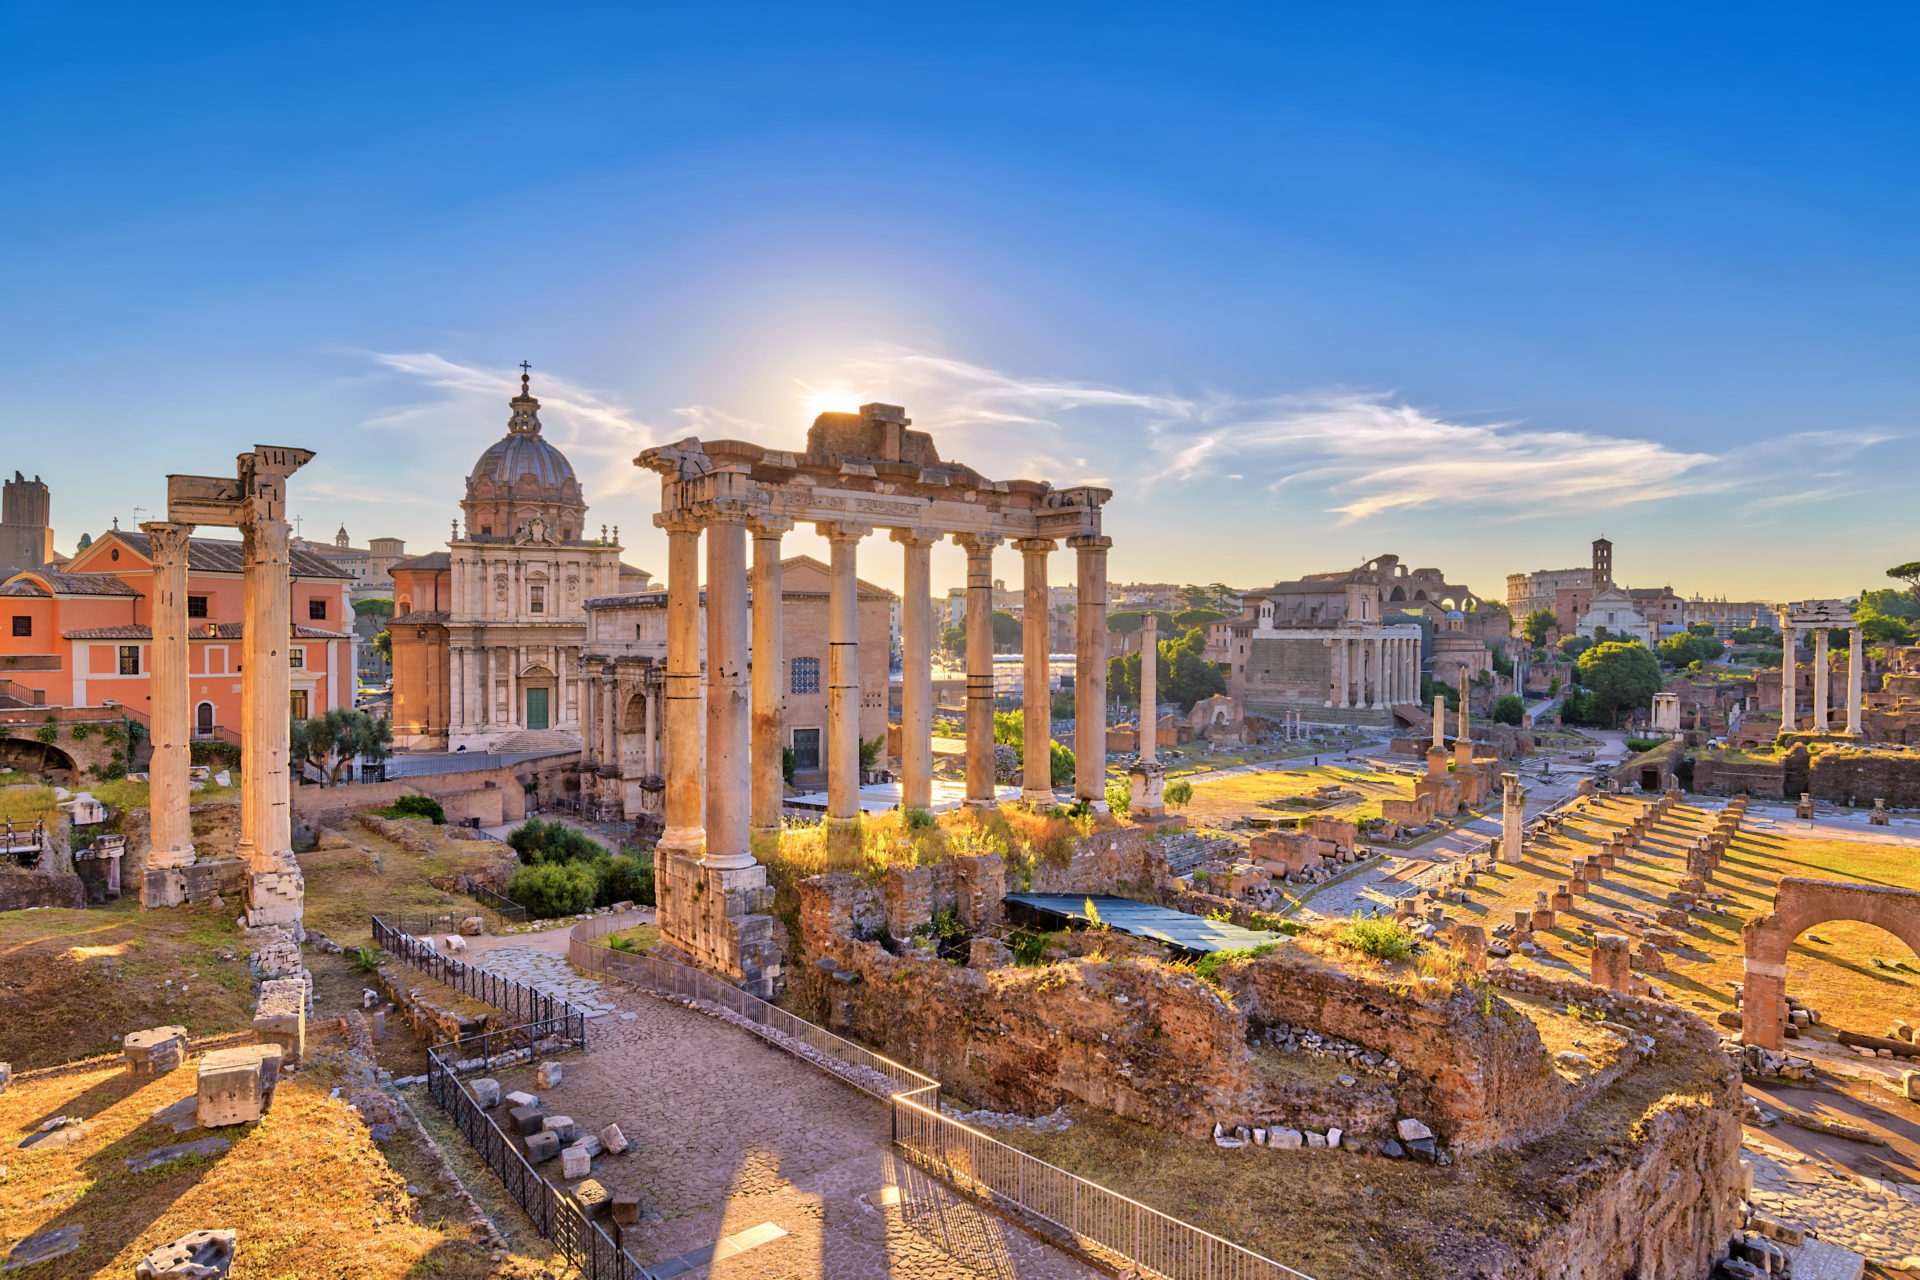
[63,623,351,641]
[97,530,352,580]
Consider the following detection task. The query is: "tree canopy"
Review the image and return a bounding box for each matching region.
[1108,625,1227,712]
[1574,642,1663,727]
[1172,607,1228,630]
[1522,608,1556,646]
[353,597,396,618]
[942,610,1022,653]
[1658,632,1721,668]
[1490,694,1525,725]
[1888,560,1920,602]
[290,707,392,785]
[1106,610,1177,635]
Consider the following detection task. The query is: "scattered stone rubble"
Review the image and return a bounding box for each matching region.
[1258,1021,1400,1077]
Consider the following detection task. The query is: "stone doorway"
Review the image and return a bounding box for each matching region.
[525,686,549,730]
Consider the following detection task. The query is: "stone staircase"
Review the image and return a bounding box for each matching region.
[489,729,583,755]
[1158,833,1243,874]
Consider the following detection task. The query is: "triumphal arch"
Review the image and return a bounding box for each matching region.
[636,403,1112,995]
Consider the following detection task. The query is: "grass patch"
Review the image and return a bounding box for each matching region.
[1337,914,1414,962]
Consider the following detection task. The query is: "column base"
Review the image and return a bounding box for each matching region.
[700,851,759,872]
[656,854,783,1000]
[1128,761,1166,821]
[657,826,706,858]
[1021,788,1057,808]
[146,844,196,872]
[245,868,306,929]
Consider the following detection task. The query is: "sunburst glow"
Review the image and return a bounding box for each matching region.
[799,383,860,420]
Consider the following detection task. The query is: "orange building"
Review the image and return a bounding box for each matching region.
[0,527,354,739]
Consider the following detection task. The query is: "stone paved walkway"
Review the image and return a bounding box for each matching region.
[460,930,1100,1279]
[1746,1133,1920,1270]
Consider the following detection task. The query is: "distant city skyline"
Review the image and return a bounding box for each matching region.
[6,5,1914,604]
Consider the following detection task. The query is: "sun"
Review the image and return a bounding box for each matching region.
[799,383,860,420]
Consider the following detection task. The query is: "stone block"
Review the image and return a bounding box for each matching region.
[504,1090,538,1108]
[968,937,1013,970]
[470,1078,501,1108]
[253,977,306,1064]
[460,916,485,936]
[571,1134,604,1158]
[561,1144,591,1178]
[510,1104,543,1135]
[883,864,934,940]
[574,1178,611,1218]
[1396,1117,1433,1142]
[134,1228,236,1279]
[0,1060,9,1094]
[444,934,467,953]
[611,1195,641,1225]
[124,1025,189,1076]
[536,1061,563,1089]
[600,1122,630,1155]
[196,1047,277,1127]
[542,1115,577,1141]
[524,1131,561,1162]
[1273,1128,1303,1149]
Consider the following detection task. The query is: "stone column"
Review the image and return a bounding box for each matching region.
[1592,933,1631,993]
[581,664,599,768]
[644,677,660,776]
[1812,627,1830,732]
[821,521,870,827]
[1129,611,1165,819]
[1016,537,1057,805]
[142,522,196,901]
[1432,694,1446,749]
[1780,616,1796,732]
[1335,639,1350,707]
[1457,673,1470,741]
[1500,773,1523,864]
[1070,535,1111,808]
[657,513,705,856]
[1368,638,1382,709]
[893,528,938,814]
[749,518,792,837]
[240,514,302,926]
[600,669,616,767]
[704,507,752,869]
[958,534,1002,807]
[1847,626,1863,736]
[508,647,521,728]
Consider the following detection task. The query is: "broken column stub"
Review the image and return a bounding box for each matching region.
[1592,932,1632,993]
[196,1044,283,1127]
[252,977,306,1064]
[124,1025,189,1076]
[135,1229,238,1280]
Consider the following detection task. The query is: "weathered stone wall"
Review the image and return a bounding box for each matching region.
[1025,825,1168,895]
[1692,754,1788,798]
[371,965,488,1045]
[292,771,520,829]
[0,864,84,910]
[1808,748,1920,806]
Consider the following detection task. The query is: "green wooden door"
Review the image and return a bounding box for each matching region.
[526,687,549,730]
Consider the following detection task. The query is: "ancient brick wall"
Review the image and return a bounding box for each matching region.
[1808,749,1920,805]
[0,864,84,910]
[1691,755,1787,798]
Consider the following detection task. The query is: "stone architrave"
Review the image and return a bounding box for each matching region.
[1015,537,1057,806]
[141,521,197,908]
[1070,535,1111,808]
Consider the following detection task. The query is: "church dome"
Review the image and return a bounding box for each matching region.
[460,371,588,540]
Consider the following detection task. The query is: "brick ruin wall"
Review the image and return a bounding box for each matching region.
[1695,746,1920,805]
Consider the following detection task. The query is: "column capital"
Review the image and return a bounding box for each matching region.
[1012,537,1057,555]
[814,520,873,543]
[140,521,196,559]
[692,498,755,527]
[953,532,1003,555]
[654,510,705,535]
[889,526,943,548]
[747,514,794,537]
[1067,534,1113,552]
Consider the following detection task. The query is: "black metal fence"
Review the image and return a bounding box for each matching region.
[468,885,528,927]
[370,913,579,1031]
[426,1040,649,1279]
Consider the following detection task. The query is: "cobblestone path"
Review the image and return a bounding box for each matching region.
[465,937,1100,1278]
[1745,1133,1920,1270]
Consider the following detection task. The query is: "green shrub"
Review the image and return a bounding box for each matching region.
[507,862,599,918]
[381,793,447,824]
[1163,779,1193,809]
[348,945,383,974]
[904,806,937,831]
[1337,913,1413,961]
[507,817,603,866]
[1194,942,1279,985]
[1009,930,1050,965]
[596,853,656,907]
[36,716,57,745]
[1490,694,1525,725]
[1106,780,1131,814]
[1624,737,1663,754]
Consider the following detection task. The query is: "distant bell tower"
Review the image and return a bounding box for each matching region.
[1591,537,1613,591]
[0,471,54,571]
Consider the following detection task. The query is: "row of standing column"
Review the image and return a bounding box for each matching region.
[655,513,1113,871]
[1780,624,1864,735]
[1330,634,1420,708]
[579,666,659,775]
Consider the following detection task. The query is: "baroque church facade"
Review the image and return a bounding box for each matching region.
[388,372,647,751]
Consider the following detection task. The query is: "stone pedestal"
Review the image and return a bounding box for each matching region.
[656,853,783,998]
[1499,773,1524,864]
[1592,933,1632,993]
[1129,759,1166,821]
[196,1044,283,1127]
[253,977,307,1064]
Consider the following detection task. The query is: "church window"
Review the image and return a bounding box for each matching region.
[118,645,140,674]
[309,598,327,620]
[790,656,820,695]
[480,526,492,536]
[289,648,304,668]
[11,616,29,637]
[530,586,545,614]
[187,595,208,618]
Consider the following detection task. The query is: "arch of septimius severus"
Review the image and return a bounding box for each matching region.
[636,403,1112,996]
[144,446,313,928]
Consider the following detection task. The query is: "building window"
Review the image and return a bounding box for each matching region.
[791,727,821,771]
[309,598,327,620]
[118,645,140,675]
[530,586,545,614]
[289,648,304,668]
[187,595,209,618]
[790,656,820,695]
[10,616,28,637]
[290,690,309,720]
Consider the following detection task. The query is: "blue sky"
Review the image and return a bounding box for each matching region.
[5,3,1916,602]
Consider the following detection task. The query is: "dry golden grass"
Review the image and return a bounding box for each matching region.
[0,1055,505,1280]
[1460,797,1920,1036]
[1182,764,1419,829]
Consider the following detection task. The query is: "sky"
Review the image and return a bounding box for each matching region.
[5,3,1917,604]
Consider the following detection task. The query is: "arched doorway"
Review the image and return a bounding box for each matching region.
[196,702,215,736]
[520,663,556,730]
[620,691,649,778]
[1742,877,1920,1048]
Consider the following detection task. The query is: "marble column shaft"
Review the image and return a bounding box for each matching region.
[1847,627,1863,736]
[581,665,598,767]
[893,529,937,814]
[750,519,791,834]
[960,535,1001,806]
[1016,538,1056,804]
[1813,628,1830,731]
[142,521,195,872]
[822,523,868,825]
[1780,621,1797,731]
[1140,612,1159,765]
[658,516,705,855]
[704,511,753,869]
[1070,536,1111,806]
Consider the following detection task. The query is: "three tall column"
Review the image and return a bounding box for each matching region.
[703,509,753,869]
[1016,538,1057,805]
[820,523,870,827]
[1813,628,1831,732]
[657,514,705,857]
[958,535,1002,807]
[1070,536,1111,808]
[142,522,195,903]
[1847,627,1864,736]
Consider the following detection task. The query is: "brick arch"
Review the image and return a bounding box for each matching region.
[1742,876,1920,1049]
